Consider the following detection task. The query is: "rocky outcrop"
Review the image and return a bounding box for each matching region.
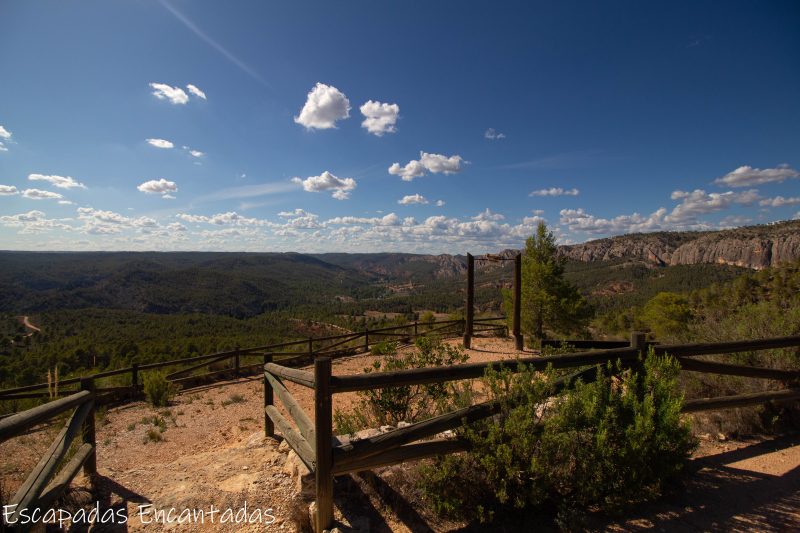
[557,220,800,270]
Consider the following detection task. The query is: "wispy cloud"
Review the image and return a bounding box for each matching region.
[159,0,269,87]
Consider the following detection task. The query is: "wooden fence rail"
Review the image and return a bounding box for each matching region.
[1,381,97,529]
[259,331,800,532]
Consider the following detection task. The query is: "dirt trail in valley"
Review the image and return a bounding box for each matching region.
[1,336,798,531]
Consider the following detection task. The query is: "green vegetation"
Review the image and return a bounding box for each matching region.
[143,371,176,407]
[506,223,591,343]
[334,337,469,432]
[419,353,695,527]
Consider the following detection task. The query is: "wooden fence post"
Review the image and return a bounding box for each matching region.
[314,357,334,532]
[308,337,314,357]
[630,332,647,356]
[413,321,418,337]
[131,363,139,398]
[463,253,474,349]
[364,329,369,352]
[264,354,274,439]
[234,347,241,376]
[80,378,97,481]
[513,253,523,350]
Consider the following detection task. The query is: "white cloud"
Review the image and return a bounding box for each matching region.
[713,164,799,187]
[161,194,176,200]
[189,149,204,158]
[436,200,446,207]
[398,194,428,205]
[484,128,506,140]
[388,151,464,181]
[530,187,579,197]
[22,188,63,200]
[58,200,73,205]
[28,173,87,190]
[0,142,6,152]
[294,83,351,130]
[176,211,266,227]
[473,208,505,221]
[0,185,18,195]
[0,125,11,139]
[149,83,189,105]
[758,196,800,208]
[186,84,207,100]
[146,138,174,149]
[532,209,545,215]
[137,178,178,195]
[0,210,73,233]
[560,188,760,235]
[291,171,356,200]
[360,100,399,136]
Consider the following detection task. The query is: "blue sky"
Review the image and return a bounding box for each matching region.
[1,0,798,253]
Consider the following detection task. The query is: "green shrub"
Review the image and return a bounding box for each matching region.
[370,340,398,356]
[361,336,468,425]
[418,351,696,527]
[142,372,177,407]
[334,337,470,434]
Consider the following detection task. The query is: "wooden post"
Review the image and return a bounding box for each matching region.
[314,357,334,532]
[131,363,139,398]
[413,321,418,336]
[308,337,314,357]
[630,331,647,388]
[234,347,241,376]
[264,354,274,439]
[80,378,97,480]
[364,329,369,352]
[630,332,647,356]
[463,253,474,349]
[513,253,523,350]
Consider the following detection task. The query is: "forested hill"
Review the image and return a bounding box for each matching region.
[557,219,800,269]
[0,251,371,317]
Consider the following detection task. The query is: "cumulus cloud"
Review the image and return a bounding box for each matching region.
[759,196,800,208]
[560,188,760,235]
[398,194,428,205]
[22,188,63,200]
[0,125,11,152]
[530,187,579,197]
[713,164,799,187]
[189,149,204,158]
[0,210,73,233]
[473,208,505,221]
[360,100,399,136]
[326,213,401,226]
[436,200,446,207]
[176,211,267,227]
[291,171,356,200]
[146,138,174,149]
[28,174,87,189]
[137,178,178,195]
[0,185,18,195]
[149,83,189,105]
[388,151,464,181]
[484,128,506,140]
[294,83,351,130]
[186,84,207,100]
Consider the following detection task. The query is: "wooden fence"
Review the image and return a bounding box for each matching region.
[0,379,97,528]
[0,317,493,409]
[264,332,800,532]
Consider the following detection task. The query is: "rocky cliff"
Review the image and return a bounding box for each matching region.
[557,220,800,270]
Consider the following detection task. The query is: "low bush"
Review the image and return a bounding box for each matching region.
[334,336,469,433]
[418,352,696,528]
[142,371,177,407]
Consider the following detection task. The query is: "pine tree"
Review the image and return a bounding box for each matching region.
[517,222,592,342]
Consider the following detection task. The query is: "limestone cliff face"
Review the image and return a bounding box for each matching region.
[557,220,800,270]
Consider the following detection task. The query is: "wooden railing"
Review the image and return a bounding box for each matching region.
[0,317,483,410]
[0,379,97,528]
[263,332,800,532]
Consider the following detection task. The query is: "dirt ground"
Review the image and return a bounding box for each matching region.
[2,336,799,531]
